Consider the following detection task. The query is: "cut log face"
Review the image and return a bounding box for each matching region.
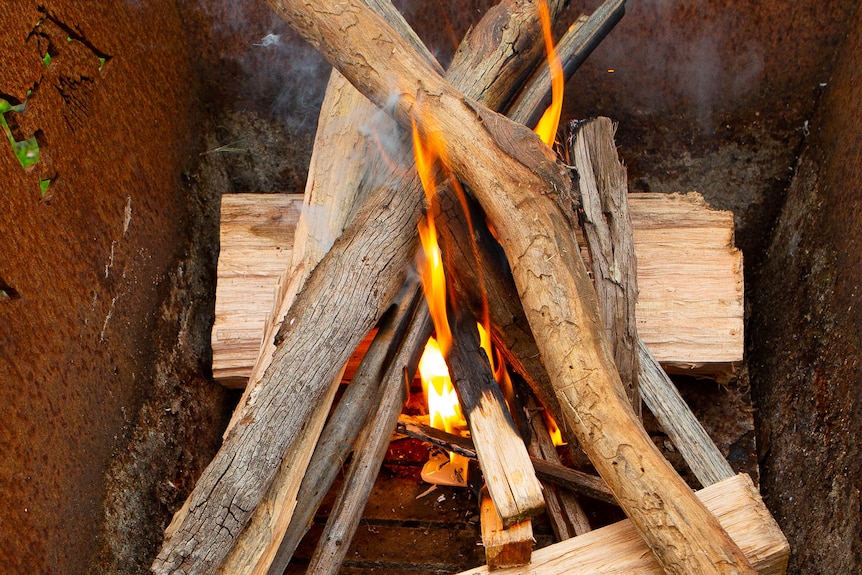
[212,192,744,384]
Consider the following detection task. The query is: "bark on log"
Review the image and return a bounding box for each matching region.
[448,311,545,526]
[153,2,571,573]
[262,1,755,573]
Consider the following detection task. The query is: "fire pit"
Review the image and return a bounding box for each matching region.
[2,1,860,575]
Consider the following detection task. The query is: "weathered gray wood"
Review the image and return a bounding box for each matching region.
[566,117,641,414]
[525,395,591,539]
[152,1,572,572]
[638,339,736,487]
[264,280,426,575]
[305,292,431,575]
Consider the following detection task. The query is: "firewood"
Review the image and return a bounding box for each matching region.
[306,291,431,575]
[629,191,744,377]
[638,340,735,487]
[153,2,573,573]
[567,117,640,414]
[447,311,545,526]
[457,474,789,575]
[211,193,302,387]
[395,414,616,505]
[215,70,376,575]
[213,192,744,384]
[261,1,755,573]
[507,0,626,127]
[219,2,445,572]
[525,396,591,539]
[480,489,534,570]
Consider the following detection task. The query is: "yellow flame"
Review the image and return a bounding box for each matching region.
[533,0,565,147]
[543,410,566,446]
[419,337,465,434]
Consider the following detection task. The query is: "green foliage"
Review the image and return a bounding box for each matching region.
[0,98,40,169]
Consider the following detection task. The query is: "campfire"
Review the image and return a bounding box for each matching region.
[152,1,788,574]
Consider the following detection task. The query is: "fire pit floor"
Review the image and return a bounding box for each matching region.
[284,375,755,574]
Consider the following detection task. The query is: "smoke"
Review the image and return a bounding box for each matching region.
[589,0,764,130]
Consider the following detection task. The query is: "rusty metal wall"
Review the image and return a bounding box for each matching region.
[0,2,202,573]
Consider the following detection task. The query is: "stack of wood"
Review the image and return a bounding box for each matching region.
[152,1,788,574]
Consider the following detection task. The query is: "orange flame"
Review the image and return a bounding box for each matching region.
[412,119,453,354]
[533,0,565,147]
[543,410,566,446]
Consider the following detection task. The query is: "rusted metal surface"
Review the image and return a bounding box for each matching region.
[749,4,862,573]
[0,2,204,574]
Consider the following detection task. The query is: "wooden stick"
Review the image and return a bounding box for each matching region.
[153,3,572,573]
[480,489,534,570]
[638,339,735,487]
[448,311,545,526]
[262,2,755,572]
[305,294,431,575]
[508,0,626,128]
[458,474,789,575]
[259,280,424,575]
[396,415,616,505]
[566,117,640,414]
[215,70,373,575]
[525,395,591,539]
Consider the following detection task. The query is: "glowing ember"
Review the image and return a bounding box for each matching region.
[533,0,565,146]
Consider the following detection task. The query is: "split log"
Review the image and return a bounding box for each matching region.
[211,194,302,386]
[153,2,573,573]
[448,311,545,526]
[263,1,755,573]
[458,474,789,575]
[306,291,431,575]
[480,489,534,570]
[567,117,640,414]
[629,192,744,377]
[212,192,743,384]
[396,414,616,505]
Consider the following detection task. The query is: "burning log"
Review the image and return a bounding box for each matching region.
[258,0,755,573]
[395,414,616,505]
[447,311,545,526]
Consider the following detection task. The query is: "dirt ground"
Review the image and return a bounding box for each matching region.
[2,1,860,574]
